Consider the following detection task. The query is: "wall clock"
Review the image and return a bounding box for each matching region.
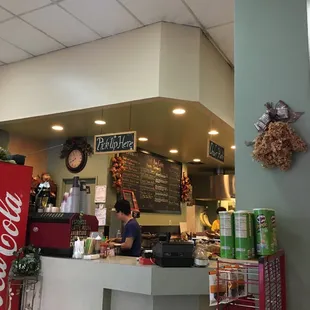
[65,147,88,173]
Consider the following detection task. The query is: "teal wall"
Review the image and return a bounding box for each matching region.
[235,0,310,308]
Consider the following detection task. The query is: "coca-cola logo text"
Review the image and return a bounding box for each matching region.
[0,192,22,307]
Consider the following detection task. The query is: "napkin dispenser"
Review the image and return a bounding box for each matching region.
[28,213,98,257]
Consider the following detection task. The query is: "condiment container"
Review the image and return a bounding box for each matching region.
[100,240,108,259]
[194,243,209,267]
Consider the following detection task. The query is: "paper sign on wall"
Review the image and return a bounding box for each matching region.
[95,204,107,226]
[94,185,107,203]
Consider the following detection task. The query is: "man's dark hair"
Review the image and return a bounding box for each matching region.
[115,199,131,215]
[216,207,227,214]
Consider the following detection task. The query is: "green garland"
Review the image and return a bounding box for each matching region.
[11,245,41,277]
[60,137,94,159]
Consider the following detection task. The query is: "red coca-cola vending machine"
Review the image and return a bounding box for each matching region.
[0,162,32,310]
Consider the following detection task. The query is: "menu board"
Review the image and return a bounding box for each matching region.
[121,151,182,213]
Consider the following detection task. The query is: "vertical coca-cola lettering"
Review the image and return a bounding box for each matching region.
[0,163,32,310]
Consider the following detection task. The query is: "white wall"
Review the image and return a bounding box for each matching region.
[158,23,234,128]
[199,32,234,128]
[158,23,200,101]
[0,23,161,122]
[0,22,234,129]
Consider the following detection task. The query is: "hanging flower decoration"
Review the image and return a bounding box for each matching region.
[60,137,93,159]
[245,100,307,171]
[110,155,125,192]
[0,147,16,164]
[31,173,57,197]
[181,172,191,203]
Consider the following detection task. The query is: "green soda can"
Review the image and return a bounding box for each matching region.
[253,208,277,256]
[247,212,255,258]
[234,211,252,260]
[219,211,235,259]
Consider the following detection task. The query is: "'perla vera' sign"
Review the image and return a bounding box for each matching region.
[94,131,137,154]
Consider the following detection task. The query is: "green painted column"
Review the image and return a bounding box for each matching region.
[235,0,310,309]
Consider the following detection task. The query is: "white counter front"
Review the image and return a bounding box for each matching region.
[35,256,214,310]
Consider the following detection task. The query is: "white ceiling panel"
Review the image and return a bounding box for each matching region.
[0,7,13,22]
[119,0,199,27]
[0,37,31,63]
[208,23,234,63]
[60,0,142,37]
[184,0,234,28]
[0,0,51,15]
[22,5,100,47]
[0,18,63,55]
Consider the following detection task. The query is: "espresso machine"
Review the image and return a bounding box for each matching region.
[28,212,98,257]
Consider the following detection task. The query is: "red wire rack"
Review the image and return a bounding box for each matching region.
[215,250,286,310]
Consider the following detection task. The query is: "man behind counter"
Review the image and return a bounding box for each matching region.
[112,199,141,257]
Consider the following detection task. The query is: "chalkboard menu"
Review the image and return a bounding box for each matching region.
[121,150,182,213]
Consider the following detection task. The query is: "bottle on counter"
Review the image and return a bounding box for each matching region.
[71,176,80,213]
[100,237,108,259]
[116,230,122,239]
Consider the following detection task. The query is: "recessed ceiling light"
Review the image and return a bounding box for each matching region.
[208,130,219,135]
[138,137,148,142]
[231,145,236,149]
[51,125,63,131]
[172,108,186,115]
[169,149,178,154]
[94,120,106,125]
[193,158,201,162]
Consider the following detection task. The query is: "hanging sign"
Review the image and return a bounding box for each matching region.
[208,140,225,163]
[94,131,136,154]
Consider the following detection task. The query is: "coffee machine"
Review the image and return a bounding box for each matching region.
[28,212,98,257]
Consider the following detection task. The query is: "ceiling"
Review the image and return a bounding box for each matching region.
[0,0,234,66]
[0,99,235,172]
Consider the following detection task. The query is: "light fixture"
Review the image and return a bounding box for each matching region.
[51,125,63,131]
[208,130,219,135]
[172,108,186,115]
[94,120,106,125]
[193,158,201,162]
[138,137,148,142]
[169,149,178,154]
[231,145,236,149]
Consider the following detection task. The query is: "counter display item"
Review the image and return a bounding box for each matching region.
[253,208,278,255]
[219,211,235,259]
[194,243,209,267]
[218,208,278,260]
[234,211,253,260]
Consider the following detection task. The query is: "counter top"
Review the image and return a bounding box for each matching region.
[41,256,214,296]
[38,256,214,310]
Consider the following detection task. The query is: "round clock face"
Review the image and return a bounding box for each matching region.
[66,148,88,173]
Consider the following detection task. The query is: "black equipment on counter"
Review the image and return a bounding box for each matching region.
[152,241,194,267]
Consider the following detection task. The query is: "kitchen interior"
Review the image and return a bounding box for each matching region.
[0,98,235,249]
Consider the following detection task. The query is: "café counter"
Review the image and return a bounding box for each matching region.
[36,256,214,310]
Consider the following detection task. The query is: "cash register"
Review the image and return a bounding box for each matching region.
[152,233,194,267]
